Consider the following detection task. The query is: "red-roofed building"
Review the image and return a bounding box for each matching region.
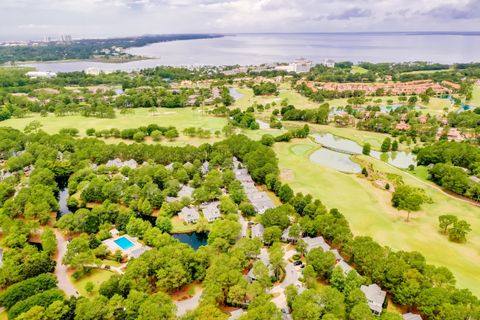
[396,122,411,131]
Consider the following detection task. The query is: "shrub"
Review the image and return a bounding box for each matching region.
[0,274,57,309]
[8,289,64,319]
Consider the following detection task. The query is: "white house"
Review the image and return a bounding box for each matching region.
[361,284,386,316]
[302,236,331,253]
[26,71,57,79]
[201,201,221,222]
[179,206,200,224]
[403,313,422,320]
[251,224,264,240]
[324,59,335,68]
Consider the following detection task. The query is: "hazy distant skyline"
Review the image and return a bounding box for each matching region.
[1,0,479,41]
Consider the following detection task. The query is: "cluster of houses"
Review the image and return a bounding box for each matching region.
[233,157,275,214]
[302,236,355,276]
[300,79,455,96]
[178,201,222,224]
[105,158,139,169]
[221,58,334,76]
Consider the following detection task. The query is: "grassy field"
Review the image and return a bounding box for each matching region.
[0,107,228,137]
[273,139,480,295]
[171,216,198,233]
[471,84,480,108]
[351,66,368,74]
[400,69,450,75]
[232,84,319,110]
[282,122,416,152]
[71,269,115,297]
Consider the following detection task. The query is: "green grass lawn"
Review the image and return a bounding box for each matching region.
[351,66,368,74]
[171,216,198,233]
[470,84,480,108]
[232,85,319,110]
[410,165,429,180]
[71,269,115,297]
[274,139,480,296]
[0,107,228,137]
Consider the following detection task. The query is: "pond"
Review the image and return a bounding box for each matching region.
[173,232,209,251]
[441,95,473,112]
[229,87,244,100]
[309,148,362,173]
[57,187,71,217]
[311,133,416,169]
[370,150,417,169]
[311,133,363,154]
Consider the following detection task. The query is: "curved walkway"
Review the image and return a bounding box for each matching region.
[174,288,203,317]
[54,229,79,297]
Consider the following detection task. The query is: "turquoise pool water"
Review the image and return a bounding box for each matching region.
[114,237,135,250]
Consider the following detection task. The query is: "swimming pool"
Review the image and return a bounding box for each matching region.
[114,237,135,250]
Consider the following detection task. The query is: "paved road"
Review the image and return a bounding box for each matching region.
[174,288,203,317]
[271,246,303,311]
[54,230,79,297]
[238,214,248,238]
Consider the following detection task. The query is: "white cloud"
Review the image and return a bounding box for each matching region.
[0,0,478,40]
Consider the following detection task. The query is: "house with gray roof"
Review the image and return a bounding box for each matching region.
[336,260,354,275]
[360,284,386,316]
[106,158,138,169]
[403,313,422,320]
[179,206,200,224]
[201,201,221,222]
[302,236,331,253]
[229,309,244,320]
[201,161,210,175]
[331,249,343,262]
[247,248,273,282]
[123,159,138,169]
[251,224,264,240]
[281,226,298,242]
[178,185,194,199]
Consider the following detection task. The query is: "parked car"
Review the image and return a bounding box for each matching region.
[293,260,302,266]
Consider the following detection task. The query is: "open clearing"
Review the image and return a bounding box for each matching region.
[0,107,228,137]
[273,139,480,296]
[233,84,319,110]
[71,269,115,297]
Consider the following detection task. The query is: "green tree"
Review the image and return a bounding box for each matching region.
[306,248,336,279]
[349,303,375,320]
[156,216,173,233]
[391,185,428,221]
[381,137,391,152]
[41,228,57,256]
[362,143,371,155]
[438,214,457,233]
[85,281,95,295]
[263,226,282,245]
[252,261,272,289]
[391,140,399,151]
[447,220,472,243]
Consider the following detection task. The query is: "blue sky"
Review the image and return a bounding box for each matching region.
[1,0,479,40]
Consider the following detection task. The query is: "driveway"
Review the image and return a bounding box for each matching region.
[54,229,79,297]
[238,214,248,238]
[174,288,203,317]
[270,246,304,310]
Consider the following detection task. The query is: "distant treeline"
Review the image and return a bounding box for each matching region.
[0,34,223,64]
